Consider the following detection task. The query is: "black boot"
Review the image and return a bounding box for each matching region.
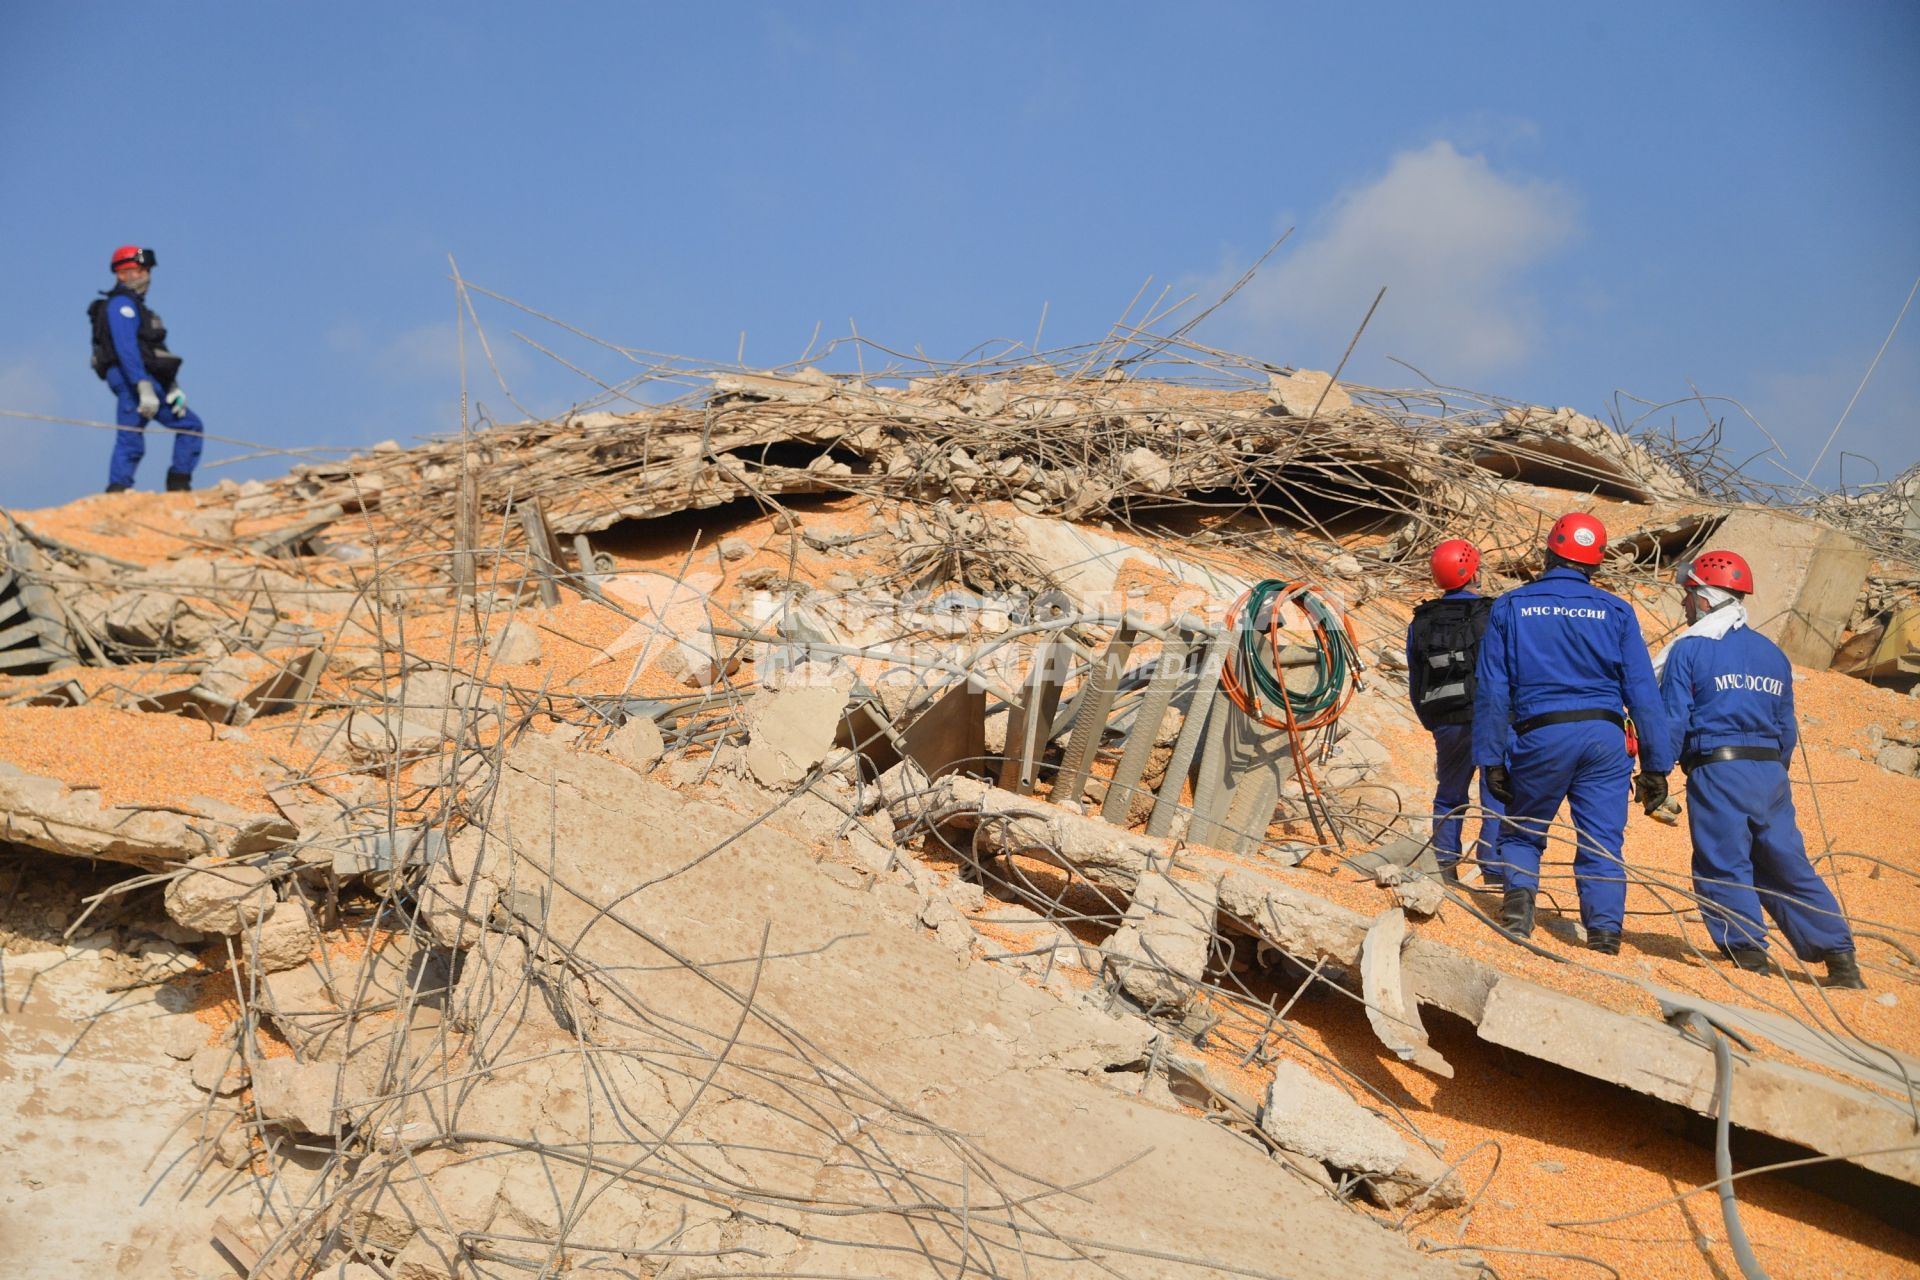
[1819,951,1866,990]
[105,481,131,494]
[165,470,192,493]
[1585,930,1622,956]
[1500,887,1536,939]
[1727,946,1772,974]
[1439,861,1460,886]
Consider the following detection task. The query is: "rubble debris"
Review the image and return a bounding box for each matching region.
[1360,907,1452,1077]
[3,325,1916,1280]
[602,711,665,771]
[164,856,275,934]
[1474,405,1697,502]
[1100,870,1217,1011]
[486,618,543,664]
[0,764,293,869]
[1259,1060,1464,1208]
[743,676,852,788]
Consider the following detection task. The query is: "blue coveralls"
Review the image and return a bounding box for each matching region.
[1659,626,1854,959]
[103,293,204,489]
[1405,588,1506,876]
[1472,567,1673,933]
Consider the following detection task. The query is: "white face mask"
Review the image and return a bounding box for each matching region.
[1684,584,1736,623]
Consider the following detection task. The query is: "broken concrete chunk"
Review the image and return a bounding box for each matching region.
[1874,744,1919,776]
[1360,908,1452,1078]
[1120,446,1174,492]
[488,619,543,664]
[100,590,220,653]
[1389,875,1447,917]
[744,679,852,789]
[1268,369,1353,418]
[255,957,347,1060]
[1101,871,1217,1011]
[718,536,753,561]
[247,897,317,971]
[1259,1059,1460,1207]
[344,1151,498,1255]
[164,855,275,934]
[191,1098,254,1169]
[188,1039,248,1096]
[604,714,665,772]
[251,1056,339,1136]
[449,931,596,1042]
[390,1227,465,1280]
[1260,1059,1407,1176]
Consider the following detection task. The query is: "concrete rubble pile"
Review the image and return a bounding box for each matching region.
[1,337,1917,1280]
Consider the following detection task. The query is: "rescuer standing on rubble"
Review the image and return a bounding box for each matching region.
[89,244,204,493]
[1471,513,1672,952]
[1406,539,1505,885]
[1655,551,1865,988]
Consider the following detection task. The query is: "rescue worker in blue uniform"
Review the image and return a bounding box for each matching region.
[89,244,204,493]
[1406,538,1505,884]
[1655,550,1864,988]
[1472,513,1673,952]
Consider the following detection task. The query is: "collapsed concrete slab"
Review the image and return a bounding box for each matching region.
[912,773,1920,1188]
[0,762,294,870]
[1011,514,1250,609]
[1473,406,1696,503]
[345,740,1455,1279]
[1712,509,1873,669]
[1477,977,1920,1187]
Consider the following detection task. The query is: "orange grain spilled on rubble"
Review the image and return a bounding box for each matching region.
[951,852,1920,1280]
[0,703,275,811]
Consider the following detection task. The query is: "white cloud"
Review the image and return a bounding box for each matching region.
[1202,141,1578,380]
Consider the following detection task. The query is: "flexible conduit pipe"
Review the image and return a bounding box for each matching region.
[1669,1009,1770,1280]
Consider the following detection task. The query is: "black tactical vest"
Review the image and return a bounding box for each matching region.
[88,284,182,383]
[1408,595,1493,728]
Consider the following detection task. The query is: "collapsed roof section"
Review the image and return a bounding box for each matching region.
[268,360,1715,552]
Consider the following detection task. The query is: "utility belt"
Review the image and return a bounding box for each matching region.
[1681,745,1782,775]
[1514,708,1625,735]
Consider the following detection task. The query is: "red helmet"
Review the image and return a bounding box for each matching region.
[1547,512,1607,565]
[1429,539,1481,590]
[110,244,154,272]
[1684,549,1754,595]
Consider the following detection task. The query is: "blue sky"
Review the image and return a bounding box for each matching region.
[1,2,1914,504]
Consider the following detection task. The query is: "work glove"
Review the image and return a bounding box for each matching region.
[1483,764,1514,806]
[164,387,188,417]
[135,380,160,420]
[1633,769,1670,816]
